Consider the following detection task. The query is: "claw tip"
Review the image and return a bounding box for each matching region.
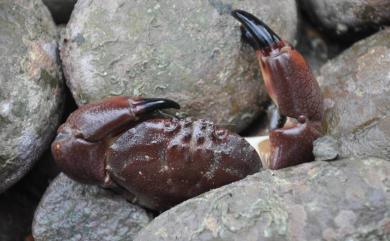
[231,9,281,50]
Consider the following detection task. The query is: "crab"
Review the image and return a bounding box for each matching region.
[52,96,261,210]
[51,10,323,211]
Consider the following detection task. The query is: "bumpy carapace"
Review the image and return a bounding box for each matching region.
[52,96,260,211]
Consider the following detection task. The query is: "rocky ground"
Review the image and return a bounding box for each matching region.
[0,0,389,240]
[135,157,390,241]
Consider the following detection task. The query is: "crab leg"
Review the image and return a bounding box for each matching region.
[233,10,324,169]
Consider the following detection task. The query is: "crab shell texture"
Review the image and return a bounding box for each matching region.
[52,96,260,211]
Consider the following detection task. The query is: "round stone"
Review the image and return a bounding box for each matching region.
[299,0,390,36]
[134,158,390,241]
[0,0,64,193]
[33,174,152,241]
[318,28,390,160]
[61,0,298,132]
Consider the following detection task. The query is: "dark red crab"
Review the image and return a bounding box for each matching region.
[51,10,324,211]
[52,96,261,211]
[232,10,324,169]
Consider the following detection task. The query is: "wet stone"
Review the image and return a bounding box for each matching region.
[60,0,298,132]
[134,158,390,241]
[33,173,152,241]
[299,0,390,36]
[0,150,59,241]
[0,0,64,193]
[313,135,339,161]
[318,28,390,160]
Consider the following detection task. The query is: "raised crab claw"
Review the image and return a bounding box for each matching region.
[233,10,324,170]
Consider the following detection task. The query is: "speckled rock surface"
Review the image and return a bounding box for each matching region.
[61,0,297,132]
[42,0,77,24]
[299,0,390,36]
[33,173,152,241]
[319,28,390,160]
[135,158,390,241]
[0,0,64,193]
[313,135,339,161]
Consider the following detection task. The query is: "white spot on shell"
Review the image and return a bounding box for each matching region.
[159,165,169,173]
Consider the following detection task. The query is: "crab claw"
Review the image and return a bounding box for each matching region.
[131,97,180,114]
[233,10,324,169]
[52,96,180,185]
[231,10,281,50]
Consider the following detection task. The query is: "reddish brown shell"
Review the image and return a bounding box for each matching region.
[52,96,260,210]
[106,118,261,210]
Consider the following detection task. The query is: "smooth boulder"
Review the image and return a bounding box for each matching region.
[135,158,390,241]
[299,0,390,36]
[318,28,390,160]
[0,0,64,193]
[33,174,152,241]
[61,0,298,132]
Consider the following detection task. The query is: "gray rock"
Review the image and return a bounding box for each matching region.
[295,21,346,76]
[313,135,339,161]
[0,0,64,193]
[43,0,77,24]
[0,184,36,241]
[61,0,297,132]
[0,150,59,241]
[299,0,390,36]
[318,28,390,160]
[33,173,152,241]
[135,158,390,241]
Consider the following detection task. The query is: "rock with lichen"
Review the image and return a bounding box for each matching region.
[32,173,152,241]
[134,158,390,241]
[0,0,64,193]
[60,0,298,132]
[298,0,390,36]
[318,28,390,160]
